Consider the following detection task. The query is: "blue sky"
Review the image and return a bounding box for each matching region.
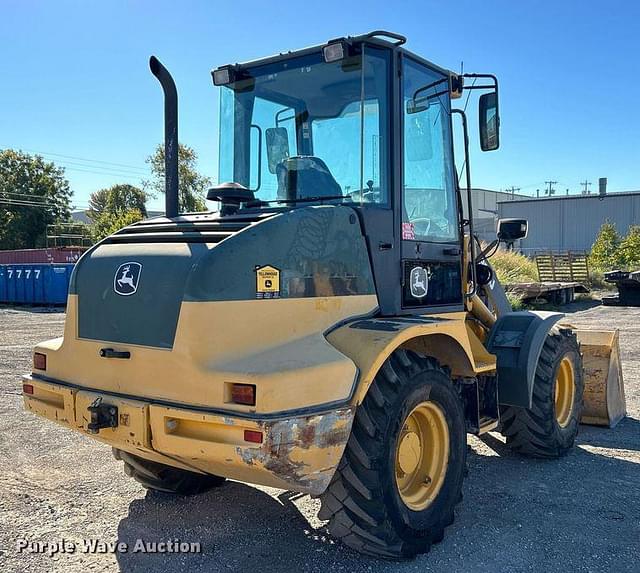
[1,0,638,211]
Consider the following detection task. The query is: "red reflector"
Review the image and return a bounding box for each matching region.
[231,383,256,406]
[23,383,34,395]
[33,352,47,371]
[244,430,263,444]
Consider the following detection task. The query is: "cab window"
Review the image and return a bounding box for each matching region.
[402,58,458,242]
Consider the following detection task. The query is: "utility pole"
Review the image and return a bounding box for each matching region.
[581,180,592,195]
[506,186,521,196]
[544,180,557,195]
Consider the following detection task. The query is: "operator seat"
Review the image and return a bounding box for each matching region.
[276,156,343,201]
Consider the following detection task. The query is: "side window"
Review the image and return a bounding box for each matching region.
[402,59,458,242]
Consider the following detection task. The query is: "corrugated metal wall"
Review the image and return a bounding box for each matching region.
[463,189,526,244]
[497,192,640,253]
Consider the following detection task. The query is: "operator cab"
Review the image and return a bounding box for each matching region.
[210,31,499,316]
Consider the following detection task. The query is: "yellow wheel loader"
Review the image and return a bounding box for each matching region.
[22,31,626,559]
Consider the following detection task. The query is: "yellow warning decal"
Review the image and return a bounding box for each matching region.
[256,265,280,299]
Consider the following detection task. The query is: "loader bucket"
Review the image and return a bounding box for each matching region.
[575,330,626,428]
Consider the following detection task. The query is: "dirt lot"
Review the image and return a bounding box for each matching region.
[0,303,638,573]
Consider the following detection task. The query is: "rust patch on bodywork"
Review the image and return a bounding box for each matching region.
[236,407,354,495]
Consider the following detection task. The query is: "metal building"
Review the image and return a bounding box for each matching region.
[497,191,640,253]
[464,188,528,244]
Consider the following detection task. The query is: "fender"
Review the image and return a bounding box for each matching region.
[486,310,564,408]
[326,313,497,405]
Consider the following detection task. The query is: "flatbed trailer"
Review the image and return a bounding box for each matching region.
[506,281,589,304]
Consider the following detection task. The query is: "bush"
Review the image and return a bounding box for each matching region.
[618,225,640,269]
[489,248,538,284]
[90,209,144,243]
[590,221,622,271]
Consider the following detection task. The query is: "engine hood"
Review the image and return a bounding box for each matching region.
[70,206,376,349]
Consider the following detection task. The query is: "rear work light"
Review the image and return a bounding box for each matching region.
[244,430,263,444]
[23,383,34,395]
[33,352,46,371]
[322,40,348,63]
[212,65,238,86]
[231,383,256,406]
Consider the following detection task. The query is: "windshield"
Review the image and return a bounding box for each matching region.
[218,45,390,206]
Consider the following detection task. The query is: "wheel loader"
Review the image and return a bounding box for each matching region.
[22,31,626,559]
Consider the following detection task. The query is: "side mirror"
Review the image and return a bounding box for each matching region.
[497,218,528,242]
[479,92,500,151]
[265,127,290,174]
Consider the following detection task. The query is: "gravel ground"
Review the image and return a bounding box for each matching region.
[0,303,638,572]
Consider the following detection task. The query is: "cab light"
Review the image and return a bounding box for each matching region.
[33,352,47,371]
[231,383,256,406]
[23,383,34,395]
[322,41,347,63]
[212,65,237,86]
[244,430,263,444]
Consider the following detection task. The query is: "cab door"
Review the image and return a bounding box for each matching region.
[399,56,464,314]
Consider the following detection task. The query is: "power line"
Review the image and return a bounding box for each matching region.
[1,191,50,201]
[0,146,150,173]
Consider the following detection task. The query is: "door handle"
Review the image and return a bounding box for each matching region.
[378,242,393,251]
[443,247,461,256]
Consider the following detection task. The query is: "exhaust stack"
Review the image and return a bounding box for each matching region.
[149,56,179,218]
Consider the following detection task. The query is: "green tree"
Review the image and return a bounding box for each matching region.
[590,221,622,271]
[0,149,72,249]
[90,208,144,243]
[618,225,640,269]
[145,143,209,213]
[88,184,147,221]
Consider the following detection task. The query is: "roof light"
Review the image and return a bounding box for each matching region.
[212,65,236,86]
[33,352,46,371]
[323,41,348,63]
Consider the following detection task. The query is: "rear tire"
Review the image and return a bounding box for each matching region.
[318,350,466,559]
[113,449,226,495]
[500,329,583,458]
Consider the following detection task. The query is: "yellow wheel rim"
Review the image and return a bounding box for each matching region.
[395,401,450,511]
[554,356,576,428]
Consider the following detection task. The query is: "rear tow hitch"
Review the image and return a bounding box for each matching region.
[87,397,118,434]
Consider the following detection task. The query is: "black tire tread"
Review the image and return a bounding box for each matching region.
[500,329,584,458]
[319,350,464,559]
[113,449,226,495]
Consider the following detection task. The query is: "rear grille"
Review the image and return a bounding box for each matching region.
[103,213,273,244]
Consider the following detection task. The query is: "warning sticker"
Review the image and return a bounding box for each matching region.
[402,222,416,240]
[256,265,280,299]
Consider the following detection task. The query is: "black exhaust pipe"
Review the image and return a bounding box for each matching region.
[149,56,179,218]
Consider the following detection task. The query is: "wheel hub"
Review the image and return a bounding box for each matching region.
[395,401,450,511]
[398,431,421,474]
[554,356,576,428]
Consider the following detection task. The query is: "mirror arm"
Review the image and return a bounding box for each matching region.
[451,109,477,299]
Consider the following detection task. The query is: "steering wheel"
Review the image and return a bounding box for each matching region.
[411,217,432,236]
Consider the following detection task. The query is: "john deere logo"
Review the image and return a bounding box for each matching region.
[410,266,429,298]
[114,262,142,296]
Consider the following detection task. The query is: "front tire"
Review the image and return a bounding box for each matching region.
[113,449,226,495]
[319,350,466,559]
[500,328,584,458]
